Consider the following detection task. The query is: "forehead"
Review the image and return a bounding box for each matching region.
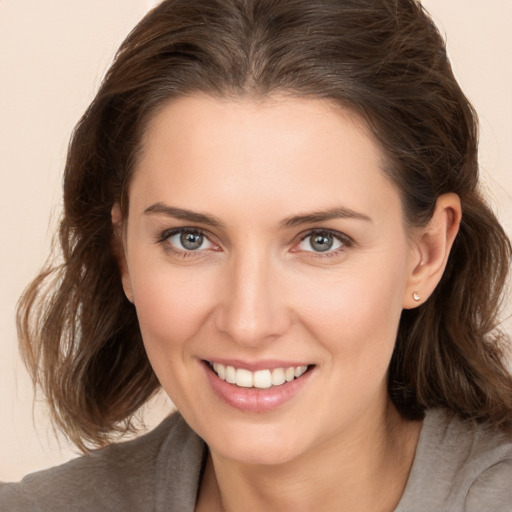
[131,94,402,225]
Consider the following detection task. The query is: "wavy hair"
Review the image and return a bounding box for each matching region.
[17,0,512,450]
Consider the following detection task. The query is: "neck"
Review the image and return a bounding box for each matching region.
[196,400,422,512]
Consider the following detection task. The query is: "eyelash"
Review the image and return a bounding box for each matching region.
[157,227,353,258]
[296,229,354,257]
[157,228,218,258]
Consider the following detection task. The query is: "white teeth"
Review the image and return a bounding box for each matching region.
[216,364,226,380]
[271,368,286,386]
[285,367,295,382]
[253,370,272,389]
[225,365,236,384]
[236,368,253,388]
[295,365,308,378]
[210,362,310,389]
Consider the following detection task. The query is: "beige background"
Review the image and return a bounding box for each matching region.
[1,0,511,481]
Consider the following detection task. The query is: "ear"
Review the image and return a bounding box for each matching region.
[403,193,461,309]
[111,203,134,303]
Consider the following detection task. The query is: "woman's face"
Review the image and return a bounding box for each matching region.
[120,94,419,465]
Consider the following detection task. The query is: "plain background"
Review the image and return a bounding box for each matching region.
[1,0,511,481]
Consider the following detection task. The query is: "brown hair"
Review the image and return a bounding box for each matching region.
[17,0,512,450]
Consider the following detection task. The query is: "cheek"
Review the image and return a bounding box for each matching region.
[130,262,217,355]
[295,251,408,366]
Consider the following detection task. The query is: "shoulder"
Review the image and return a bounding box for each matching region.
[465,458,512,512]
[440,409,512,511]
[0,413,205,512]
[397,408,512,512]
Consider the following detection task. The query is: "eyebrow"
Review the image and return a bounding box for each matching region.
[280,207,372,228]
[143,202,372,229]
[143,203,224,228]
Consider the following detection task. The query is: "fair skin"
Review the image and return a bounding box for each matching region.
[113,94,461,511]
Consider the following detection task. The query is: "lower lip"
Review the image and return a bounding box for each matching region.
[202,362,314,413]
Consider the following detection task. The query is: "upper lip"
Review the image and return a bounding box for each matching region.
[203,358,312,372]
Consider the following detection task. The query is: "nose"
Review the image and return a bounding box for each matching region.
[213,248,292,347]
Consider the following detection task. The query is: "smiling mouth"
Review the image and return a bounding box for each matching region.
[206,361,312,389]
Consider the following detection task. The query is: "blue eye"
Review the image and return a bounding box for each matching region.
[297,231,346,253]
[164,229,215,252]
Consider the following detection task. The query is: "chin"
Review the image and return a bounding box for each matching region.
[206,422,310,466]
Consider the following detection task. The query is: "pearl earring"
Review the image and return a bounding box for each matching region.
[412,292,421,302]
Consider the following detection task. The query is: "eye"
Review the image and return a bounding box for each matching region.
[163,228,217,252]
[296,230,350,254]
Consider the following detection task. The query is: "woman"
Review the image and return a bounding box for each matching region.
[2,0,511,510]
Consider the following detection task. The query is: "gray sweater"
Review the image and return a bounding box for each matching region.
[1,409,511,511]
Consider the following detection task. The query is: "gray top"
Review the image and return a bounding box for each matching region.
[1,409,511,511]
